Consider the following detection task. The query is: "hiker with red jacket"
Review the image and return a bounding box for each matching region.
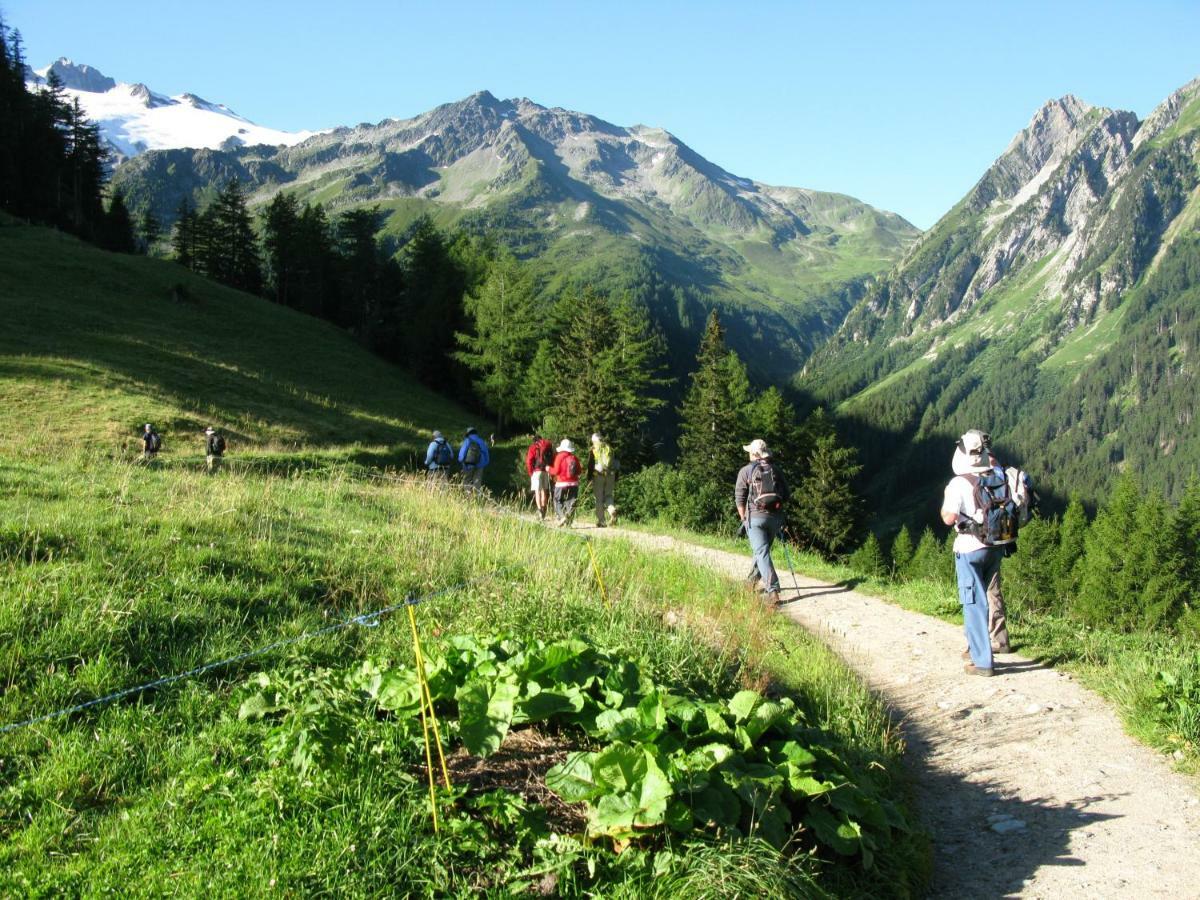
[526,433,555,521]
[548,439,582,527]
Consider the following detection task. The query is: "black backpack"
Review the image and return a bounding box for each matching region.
[147,432,161,452]
[463,440,482,466]
[966,470,1019,545]
[434,439,453,466]
[212,434,226,454]
[749,462,784,513]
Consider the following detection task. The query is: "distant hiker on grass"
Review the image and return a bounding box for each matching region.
[141,423,161,463]
[526,433,555,520]
[204,426,226,473]
[549,439,581,527]
[458,426,490,492]
[735,439,790,606]
[942,428,1019,677]
[588,432,618,527]
[425,430,455,482]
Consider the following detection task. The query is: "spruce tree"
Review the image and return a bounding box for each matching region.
[678,310,752,481]
[139,209,161,254]
[848,532,887,578]
[890,525,915,579]
[1055,493,1088,607]
[262,192,301,306]
[1076,476,1142,629]
[172,197,197,268]
[795,433,863,558]
[101,189,136,253]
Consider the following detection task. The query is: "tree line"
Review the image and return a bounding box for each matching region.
[0,16,136,251]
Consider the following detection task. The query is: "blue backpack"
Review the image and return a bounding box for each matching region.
[434,439,453,467]
[967,469,1019,545]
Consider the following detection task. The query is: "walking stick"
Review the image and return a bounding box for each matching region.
[778,525,803,596]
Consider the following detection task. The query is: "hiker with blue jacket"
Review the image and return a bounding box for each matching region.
[735,439,790,605]
[425,430,455,482]
[458,426,490,491]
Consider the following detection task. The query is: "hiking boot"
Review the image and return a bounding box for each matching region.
[992,643,1011,654]
[961,650,972,661]
[963,664,995,677]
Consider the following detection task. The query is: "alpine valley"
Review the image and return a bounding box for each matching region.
[801,77,1200,519]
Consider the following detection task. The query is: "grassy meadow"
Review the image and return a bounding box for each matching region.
[0,222,929,896]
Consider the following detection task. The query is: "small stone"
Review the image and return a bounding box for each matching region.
[1025,703,1043,714]
[1172,750,1185,761]
[937,701,953,710]
[991,818,1027,834]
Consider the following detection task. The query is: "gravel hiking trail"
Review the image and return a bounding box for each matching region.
[582,523,1200,898]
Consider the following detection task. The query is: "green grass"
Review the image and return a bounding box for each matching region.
[0,223,929,896]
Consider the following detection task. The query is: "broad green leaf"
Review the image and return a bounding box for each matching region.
[595,707,646,742]
[728,690,760,722]
[803,804,862,856]
[517,688,584,723]
[373,670,422,711]
[690,782,741,828]
[827,784,888,829]
[637,691,667,732]
[457,678,520,757]
[664,799,694,833]
[771,740,818,770]
[685,742,735,771]
[545,751,602,802]
[593,743,645,793]
[743,700,784,742]
[787,771,833,797]
[237,693,277,721]
[703,707,733,736]
[634,750,674,827]
[591,791,638,837]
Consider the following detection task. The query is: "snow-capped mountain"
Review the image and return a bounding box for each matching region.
[26,58,316,159]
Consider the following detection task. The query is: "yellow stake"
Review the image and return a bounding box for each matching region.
[586,539,611,607]
[407,604,451,790]
[410,619,440,833]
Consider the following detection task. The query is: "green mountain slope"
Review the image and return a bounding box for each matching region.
[111,91,918,381]
[800,77,1200,517]
[0,217,478,467]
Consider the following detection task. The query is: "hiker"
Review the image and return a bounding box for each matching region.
[942,429,1017,677]
[588,432,618,527]
[425,430,455,482]
[204,426,226,473]
[458,426,490,492]
[734,439,790,605]
[526,433,555,520]
[951,439,1016,654]
[549,439,582,526]
[141,423,161,462]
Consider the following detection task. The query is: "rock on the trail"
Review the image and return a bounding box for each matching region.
[987,814,1028,834]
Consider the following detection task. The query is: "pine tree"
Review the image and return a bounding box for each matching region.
[907,526,950,584]
[1055,493,1088,607]
[848,532,887,578]
[262,192,301,306]
[1003,515,1060,613]
[678,310,752,481]
[171,197,197,268]
[890,525,915,579]
[101,189,136,253]
[1076,476,1142,629]
[139,208,161,254]
[795,433,863,558]
[746,386,805,474]
[454,252,544,435]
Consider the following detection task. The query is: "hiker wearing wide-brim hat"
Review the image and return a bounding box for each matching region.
[549,439,582,527]
[734,438,790,605]
[941,428,1009,677]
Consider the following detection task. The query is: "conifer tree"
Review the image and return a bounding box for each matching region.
[1076,476,1142,629]
[890,525,915,579]
[907,526,950,584]
[747,386,805,475]
[171,197,198,268]
[795,433,862,558]
[848,532,887,578]
[454,252,543,435]
[262,192,301,307]
[678,310,752,481]
[139,209,161,254]
[101,189,136,253]
[1055,493,1088,606]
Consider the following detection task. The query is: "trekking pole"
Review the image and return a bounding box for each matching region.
[585,538,612,608]
[778,526,803,596]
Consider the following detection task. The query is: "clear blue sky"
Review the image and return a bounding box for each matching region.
[6,0,1199,228]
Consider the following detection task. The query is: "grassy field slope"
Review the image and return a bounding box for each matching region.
[0,224,928,896]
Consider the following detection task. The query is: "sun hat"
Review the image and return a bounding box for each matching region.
[432,430,444,440]
[591,433,603,443]
[466,426,477,436]
[205,427,215,434]
[557,439,576,453]
[953,429,993,474]
[742,438,771,459]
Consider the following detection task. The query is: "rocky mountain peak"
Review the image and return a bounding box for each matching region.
[1135,75,1200,147]
[41,58,116,93]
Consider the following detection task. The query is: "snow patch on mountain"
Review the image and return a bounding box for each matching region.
[26,58,318,159]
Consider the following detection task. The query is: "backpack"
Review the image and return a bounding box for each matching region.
[434,439,453,467]
[463,439,482,466]
[1004,466,1038,525]
[966,469,1019,545]
[530,441,550,470]
[748,461,784,513]
[212,434,226,454]
[147,432,161,452]
[564,455,581,480]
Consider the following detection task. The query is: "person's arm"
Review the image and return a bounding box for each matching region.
[425,443,436,467]
[734,466,750,521]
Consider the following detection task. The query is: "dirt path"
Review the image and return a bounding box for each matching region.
[584,522,1200,898]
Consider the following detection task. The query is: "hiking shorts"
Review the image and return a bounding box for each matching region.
[530,470,550,492]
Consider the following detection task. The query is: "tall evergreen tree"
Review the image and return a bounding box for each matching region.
[795,433,863,558]
[1056,493,1088,607]
[1076,476,1144,630]
[171,196,198,268]
[100,189,136,253]
[890,525,915,578]
[678,310,752,481]
[261,192,301,307]
[139,208,161,254]
[454,252,543,435]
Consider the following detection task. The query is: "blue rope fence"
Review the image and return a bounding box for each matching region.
[0,565,518,737]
